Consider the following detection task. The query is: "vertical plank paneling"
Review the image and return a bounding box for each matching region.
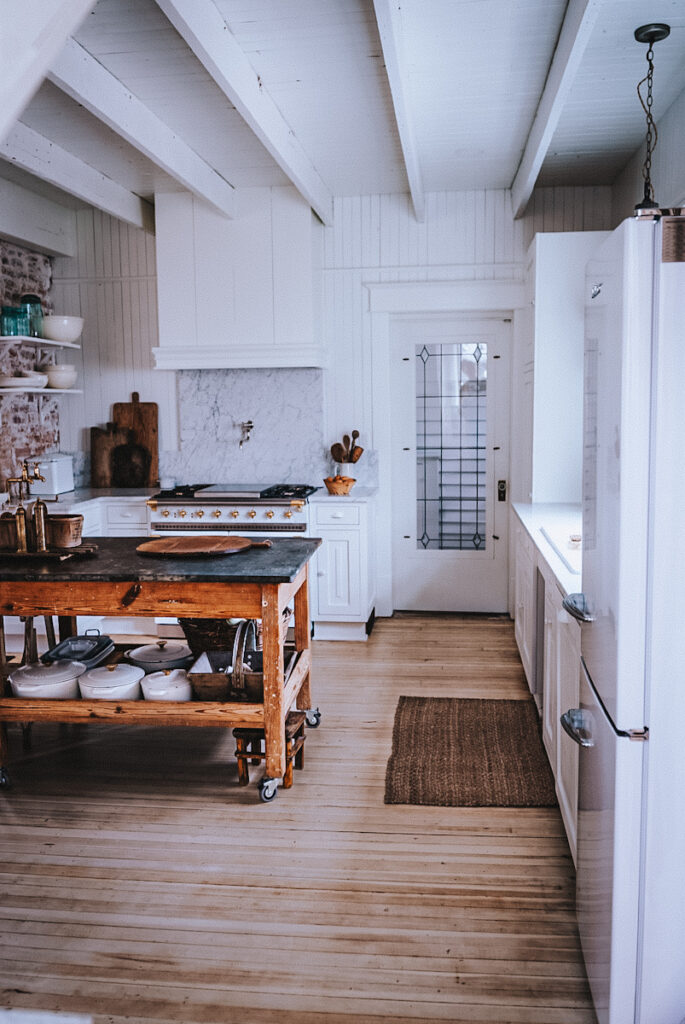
[322,186,613,443]
[51,209,178,466]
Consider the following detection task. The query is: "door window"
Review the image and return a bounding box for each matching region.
[416,342,487,551]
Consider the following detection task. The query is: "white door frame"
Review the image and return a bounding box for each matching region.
[367,278,525,616]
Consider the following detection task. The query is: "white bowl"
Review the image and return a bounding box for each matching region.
[47,366,78,389]
[41,315,84,344]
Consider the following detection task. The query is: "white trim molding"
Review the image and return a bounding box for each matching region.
[367,276,525,616]
[366,278,525,313]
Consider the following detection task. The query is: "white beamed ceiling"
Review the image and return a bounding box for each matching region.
[1,0,685,222]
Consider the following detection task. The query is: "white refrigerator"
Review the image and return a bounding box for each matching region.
[561,213,685,1024]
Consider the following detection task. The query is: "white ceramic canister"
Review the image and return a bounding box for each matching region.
[9,660,86,699]
[78,662,144,700]
[141,668,193,702]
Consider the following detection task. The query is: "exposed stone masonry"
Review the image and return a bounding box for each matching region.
[0,241,58,486]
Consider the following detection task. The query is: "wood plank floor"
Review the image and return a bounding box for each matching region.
[0,614,596,1024]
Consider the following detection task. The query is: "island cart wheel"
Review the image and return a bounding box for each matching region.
[305,708,322,728]
[258,777,280,802]
[0,768,11,789]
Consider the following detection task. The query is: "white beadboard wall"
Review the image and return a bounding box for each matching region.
[51,209,178,473]
[321,186,612,445]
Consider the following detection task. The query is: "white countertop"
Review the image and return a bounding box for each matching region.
[309,485,377,502]
[513,502,582,596]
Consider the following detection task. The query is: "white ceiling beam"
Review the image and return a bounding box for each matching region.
[0,0,95,144]
[511,0,603,218]
[0,176,76,257]
[154,0,334,226]
[1,122,153,231]
[372,0,425,223]
[48,37,235,219]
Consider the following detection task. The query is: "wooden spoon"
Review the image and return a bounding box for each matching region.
[330,442,347,462]
[342,434,351,460]
[349,429,359,459]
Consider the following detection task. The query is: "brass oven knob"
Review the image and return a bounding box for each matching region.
[213,510,222,518]
[231,510,240,519]
[265,509,275,519]
[195,509,204,518]
[248,509,257,519]
[284,510,293,519]
[178,509,187,518]
[162,509,170,518]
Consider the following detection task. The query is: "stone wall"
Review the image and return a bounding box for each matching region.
[0,240,58,485]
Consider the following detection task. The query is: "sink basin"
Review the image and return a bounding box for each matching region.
[539,526,581,575]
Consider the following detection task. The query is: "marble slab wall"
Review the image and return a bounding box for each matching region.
[163,368,331,486]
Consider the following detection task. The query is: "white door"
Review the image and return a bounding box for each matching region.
[391,316,511,611]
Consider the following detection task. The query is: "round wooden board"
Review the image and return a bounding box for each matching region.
[136,536,272,557]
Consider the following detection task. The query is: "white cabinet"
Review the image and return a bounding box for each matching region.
[514,521,536,689]
[310,498,375,641]
[555,607,580,861]
[513,506,581,863]
[153,186,323,369]
[102,499,149,536]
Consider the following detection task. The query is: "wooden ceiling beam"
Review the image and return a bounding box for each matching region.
[155,0,334,225]
[1,122,153,231]
[48,37,235,219]
[511,0,602,218]
[0,0,95,144]
[372,0,425,222]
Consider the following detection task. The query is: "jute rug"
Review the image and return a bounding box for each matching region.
[384,696,557,807]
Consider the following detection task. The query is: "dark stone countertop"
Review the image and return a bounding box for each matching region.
[0,536,321,584]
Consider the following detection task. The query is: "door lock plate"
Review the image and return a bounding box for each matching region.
[497,480,507,502]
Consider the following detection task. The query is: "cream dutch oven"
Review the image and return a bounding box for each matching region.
[79,662,144,700]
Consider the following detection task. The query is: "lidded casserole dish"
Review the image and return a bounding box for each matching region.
[78,662,144,700]
[126,640,193,674]
[9,660,86,699]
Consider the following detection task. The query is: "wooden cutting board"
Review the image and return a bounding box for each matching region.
[136,536,273,557]
[112,392,159,486]
[90,423,133,487]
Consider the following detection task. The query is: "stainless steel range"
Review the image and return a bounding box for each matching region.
[146,483,318,535]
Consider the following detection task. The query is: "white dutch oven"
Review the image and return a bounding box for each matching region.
[79,662,144,700]
[141,669,193,702]
[9,660,86,699]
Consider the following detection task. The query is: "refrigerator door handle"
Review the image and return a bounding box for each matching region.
[562,592,596,623]
[560,708,594,747]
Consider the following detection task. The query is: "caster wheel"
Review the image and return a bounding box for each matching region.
[0,768,11,789]
[258,778,279,802]
[305,708,322,728]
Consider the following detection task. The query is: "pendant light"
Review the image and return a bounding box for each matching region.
[633,23,670,213]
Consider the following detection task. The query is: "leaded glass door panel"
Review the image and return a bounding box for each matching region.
[391,316,511,612]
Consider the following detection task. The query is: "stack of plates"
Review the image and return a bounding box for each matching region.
[0,372,48,388]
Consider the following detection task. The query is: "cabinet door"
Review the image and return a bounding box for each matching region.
[315,531,361,617]
[557,609,581,862]
[514,528,535,687]
[541,588,558,764]
[103,500,149,537]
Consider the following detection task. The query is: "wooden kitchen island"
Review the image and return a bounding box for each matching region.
[0,536,321,800]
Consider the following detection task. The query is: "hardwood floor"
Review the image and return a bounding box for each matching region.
[0,614,596,1024]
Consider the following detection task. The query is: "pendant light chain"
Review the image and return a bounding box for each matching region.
[637,43,658,204]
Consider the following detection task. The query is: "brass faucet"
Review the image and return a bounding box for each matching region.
[4,461,47,553]
[7,460,45,503]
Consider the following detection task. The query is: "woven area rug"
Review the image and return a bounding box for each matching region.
[384,696,557,807]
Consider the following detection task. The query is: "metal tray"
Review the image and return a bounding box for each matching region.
[41,630,115,668]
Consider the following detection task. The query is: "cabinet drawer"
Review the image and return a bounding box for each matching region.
[105,502,148,525]
[314,503,360,527]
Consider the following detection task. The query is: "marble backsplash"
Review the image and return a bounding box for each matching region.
[159,368,376,490]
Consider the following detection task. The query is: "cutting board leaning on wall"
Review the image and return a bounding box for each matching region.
[91,392,159,488]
